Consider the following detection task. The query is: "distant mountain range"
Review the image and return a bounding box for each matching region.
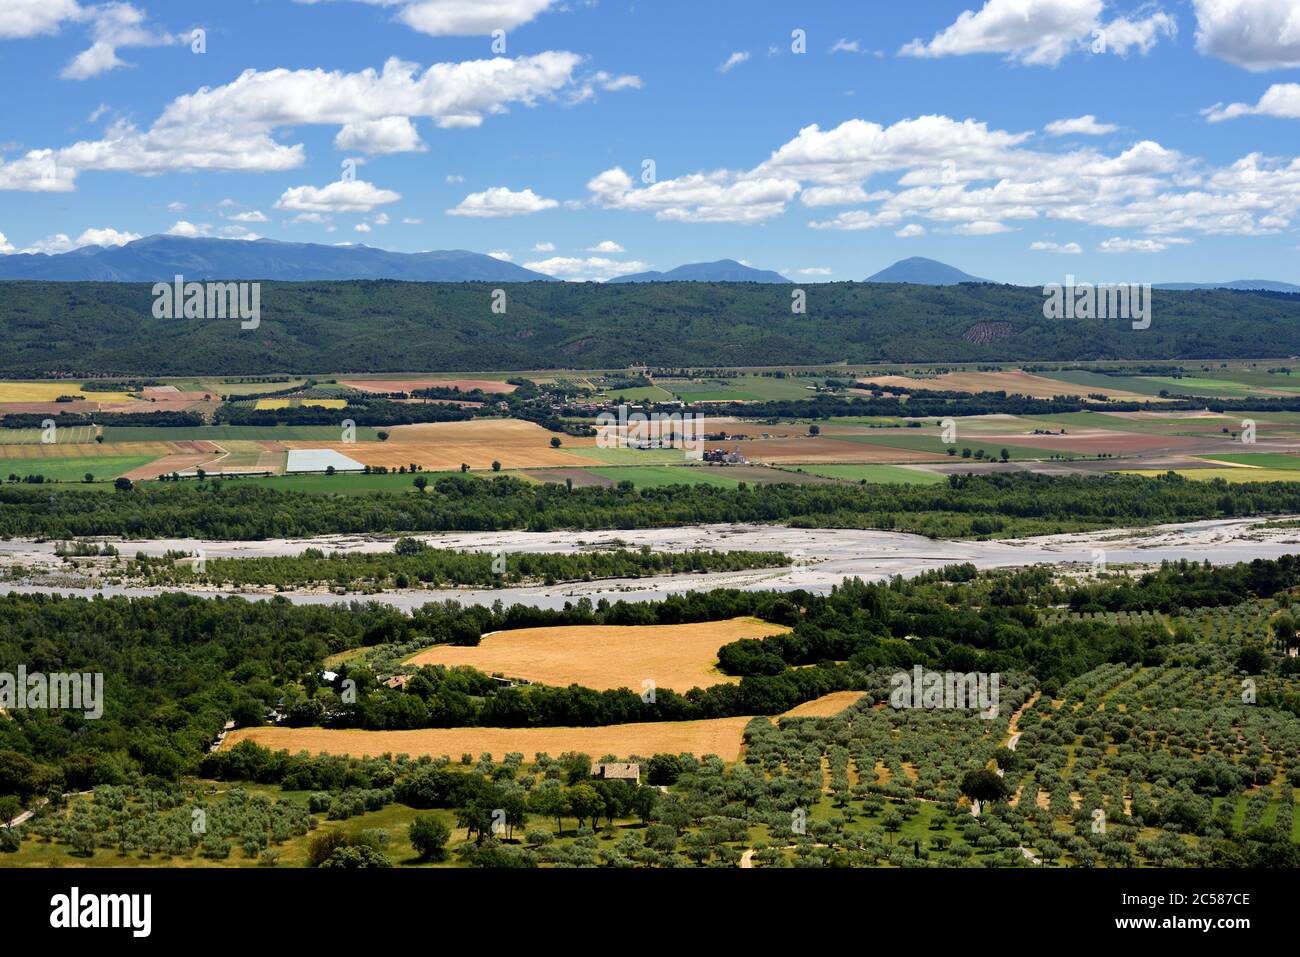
[607,259,789,283]
[2,239,1294,292]
[1153,279,1300,293]
[0,235,555,282]
[866,257,992,285]
[866,256,1298,292]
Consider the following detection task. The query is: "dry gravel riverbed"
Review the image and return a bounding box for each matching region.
[2,517,1299,612]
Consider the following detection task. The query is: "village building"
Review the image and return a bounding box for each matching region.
[591,762,641,785]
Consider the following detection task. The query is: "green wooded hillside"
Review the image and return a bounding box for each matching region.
[2,281,1298,375]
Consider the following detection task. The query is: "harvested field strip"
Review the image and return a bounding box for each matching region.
[856,370,1144,399]
[254,398,348,410]
[223,718,755,762]
[405,617,792,692]
[0,441,177,459]
[1116,468,1300,482]
[286,418,600,471]
[222,692,877,763]
[100,426,383,442]
[120,454,217,481]
[0,426,98,445]
[780,691,867,717]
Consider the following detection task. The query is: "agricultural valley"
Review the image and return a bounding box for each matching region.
[5,345,1300,880]
[4,3,1299,934]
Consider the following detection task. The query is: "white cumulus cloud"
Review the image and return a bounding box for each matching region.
[334,116,425,154]
[447,186,558,217]
[1194,0,1300,71]
[899,0,1175,66]
[523,255,650,281]
[275,180,401,213]
[1204,83,1300,122]
[1045,115,1118,136]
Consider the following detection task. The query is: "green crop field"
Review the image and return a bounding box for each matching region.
[0,456,155,481]
[587,466,743,488]
[661,375,829,404]
[230,470,470,494]
[1196,453,1300,470]
[1139,376,1259,397]
[0,425,99,445]
[1044,370,1172,397]
[594,386,676,402]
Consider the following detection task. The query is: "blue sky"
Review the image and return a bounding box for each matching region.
[1,0,1299,283]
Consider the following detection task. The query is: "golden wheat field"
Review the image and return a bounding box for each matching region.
[223,717,757,762]
[254,398,348,410]
[284,418,600,470]
[779,690,867,717]
[221,692,864,763]
[0,382,136,404]
[405,616,793,692]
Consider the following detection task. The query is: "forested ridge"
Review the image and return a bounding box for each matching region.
[3,280,1299,374]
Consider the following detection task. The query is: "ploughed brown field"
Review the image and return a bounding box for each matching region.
[283,418,598,470]
[405,616,793,692]
[220,693,861,762]
[733,435,938,464]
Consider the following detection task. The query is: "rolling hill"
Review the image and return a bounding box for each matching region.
[866,257,992,285]
[607,259,789,283]
[1153,280,1300,293]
